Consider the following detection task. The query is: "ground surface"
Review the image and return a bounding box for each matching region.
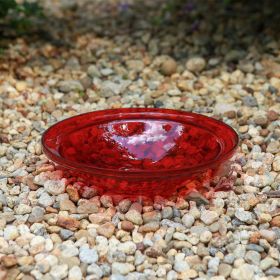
[0,1,280,279]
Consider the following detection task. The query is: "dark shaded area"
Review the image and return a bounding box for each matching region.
[2,0,280,54]
[37,0,280,56]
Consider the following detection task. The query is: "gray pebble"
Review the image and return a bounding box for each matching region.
[242,96,258,107]
[28,206,45,223]
[79,247,98,264]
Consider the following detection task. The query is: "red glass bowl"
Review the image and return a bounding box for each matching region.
[42,108,239,199]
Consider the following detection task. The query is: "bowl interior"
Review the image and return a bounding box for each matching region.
[58,118,222,170]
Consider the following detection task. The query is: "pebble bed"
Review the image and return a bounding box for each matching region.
[0,1,280,279]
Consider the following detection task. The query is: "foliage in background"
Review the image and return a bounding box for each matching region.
[0,0,43,34]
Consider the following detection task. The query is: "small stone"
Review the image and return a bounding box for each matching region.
[118,199,132,213]
[1,255,17,267]
[121,221,135,232]
[143,211,161,223]
[29,236,45,255]
[126,59,144,72]
[80,186,98,199]
[186,57,206,72]
[3,225,19,240]
[254,116,268,127]
[112,262,135,275]
[15,204,32,215]
[267,110,279,121]
[58,80,84,93]
[272,156,280,172]
[87,65,100,78]
[271,216,280,227]
[260,257,275,271]
[174,261,189,273]
[129,202,142,213]
[38,192,54,207]
[182,213,195,228]
[0,218,6,230]
[235,208,253,224]
[28,206,45,223]
[162,207,173,219]
[118,241,137,255]
[258,213,272,223]
[266,267,280,276]
[125,209,143,225]
[167,270,178,280]
[37,260,50,273]
[100,195,113,208]
[89,213,111,224]
[66,185,80,202]
[231,264,254,280]
[97,222,115,238]
[57,216,80,230]
[266,141,279,154]
[87,263,103,278]
[69,266,82,280]
[50,264,68,279]
[60,229,74,240]
[161,58,177,76]
[60,199,76,213]
[259,229,276,242]
[242,96,258,107]
[200,210,219,225]
[44,179,66,195]
[218,263,232,277]
[186,191,209,205]
[249,232,261,243]
[79,246,98,264]
[245,250,261,265]
[246,244,264,252]
[139,221,160,232]
[77,201,99,214]
[181,269,197,279]
[200,230,212,243]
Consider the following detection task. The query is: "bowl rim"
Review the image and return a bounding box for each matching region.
[42,108,239,177]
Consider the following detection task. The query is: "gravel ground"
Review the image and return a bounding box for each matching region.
[0,1,280,279]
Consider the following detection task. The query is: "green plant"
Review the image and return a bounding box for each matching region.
[0,0,43,34]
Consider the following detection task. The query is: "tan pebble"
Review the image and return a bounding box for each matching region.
[57,216,80,231]
[60,199,77,213]
[161,58,177,76]
[258,213,272,223]
[270,216,280,227]
[121,221,135,232]
[249,232,261,244]
[1,255,17,267]
[267,110,279,121]
[97,222,115,238]
[239,125,249,133]
[16,81,27,91]
[66,185,80,202]
[77,201,99,214]
[180,269,198,279]
[225,110,236,119]
[6,267,20,280]
[47,226,61,233]
[139,222,160,233]
[89,213,111,225]
[46,206,58,213]
[0,269,7,280]
[75,230,89,240]
[259,229,276,242]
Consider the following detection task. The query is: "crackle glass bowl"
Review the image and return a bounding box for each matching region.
[42,108,239,199]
